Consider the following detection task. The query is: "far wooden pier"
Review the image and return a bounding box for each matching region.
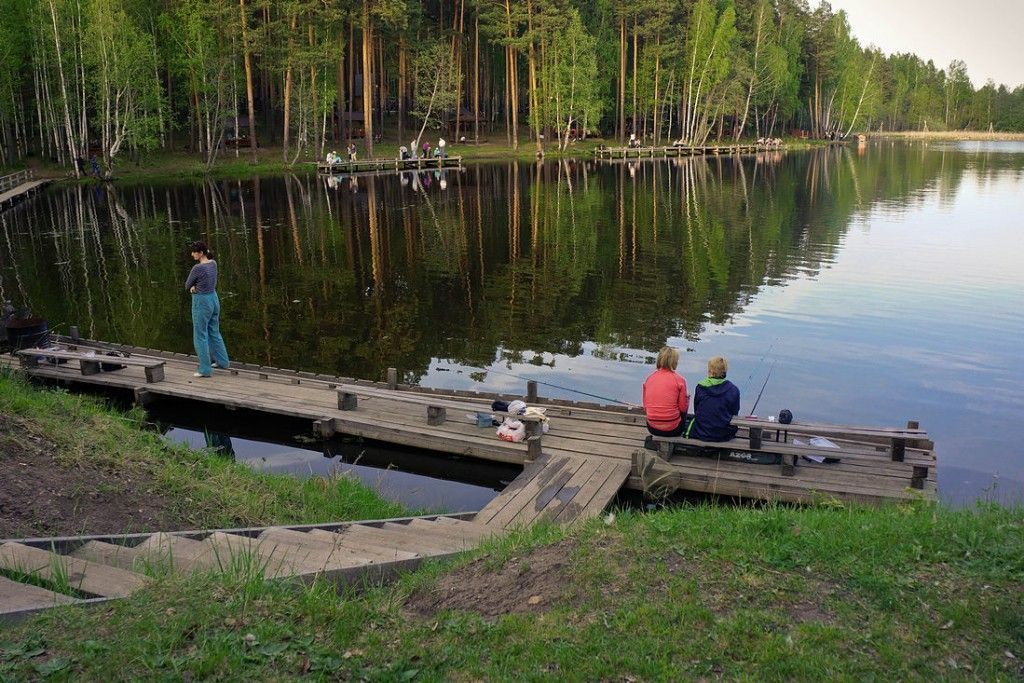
[313,155,463,174]
[0,170,50,212]
[595,143,772,159]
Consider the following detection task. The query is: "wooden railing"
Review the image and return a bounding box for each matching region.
[0,169,32,193]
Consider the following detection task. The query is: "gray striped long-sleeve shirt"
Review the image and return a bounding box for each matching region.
[185,260,218,294]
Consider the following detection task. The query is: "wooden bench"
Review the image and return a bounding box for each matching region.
[652,418,930,488]
[18,348,166,383]
[333,387,547,460]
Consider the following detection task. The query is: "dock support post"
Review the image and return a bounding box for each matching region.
[527,380,538,403]
[387,367,398,390]
[427,405,447,425]
[337,391,358,410]
[133,387,153,408]
[891,438,906,462]
[781,453,797,476]
[911,466,928,490]
[69,325,80,341]
[657,439,673,460]
[525,421,543,461]
[144,364,165,383]
[314,418,337,439]
[748,427,763,450]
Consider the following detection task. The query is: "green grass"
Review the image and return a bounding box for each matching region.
[0,371,404,533]
[2,503,1021,680]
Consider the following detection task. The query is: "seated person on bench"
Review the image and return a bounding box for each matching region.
[685,356,739,442]
[642,346,690,437]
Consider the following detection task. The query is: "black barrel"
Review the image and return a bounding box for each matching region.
[6,317,49,353]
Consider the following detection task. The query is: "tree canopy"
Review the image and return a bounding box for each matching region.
[1,0,1022,171]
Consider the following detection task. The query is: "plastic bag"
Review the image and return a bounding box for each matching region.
[497,419,526,442]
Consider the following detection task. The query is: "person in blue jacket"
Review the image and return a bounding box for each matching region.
[686,356,740,441]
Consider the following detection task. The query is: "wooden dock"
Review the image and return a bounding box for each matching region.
[0,170,50,211]
[314,156,463,174]
[1,336,937,619]
[594,144,771,159]
[5,337,936,508]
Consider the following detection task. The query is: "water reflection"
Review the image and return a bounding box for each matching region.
[3,142,1023,504]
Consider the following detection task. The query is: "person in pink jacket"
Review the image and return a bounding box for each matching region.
[642,346,690,437]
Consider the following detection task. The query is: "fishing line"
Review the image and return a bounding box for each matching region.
[446,361,639,407]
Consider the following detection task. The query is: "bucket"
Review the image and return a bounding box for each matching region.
[6,317,49,353]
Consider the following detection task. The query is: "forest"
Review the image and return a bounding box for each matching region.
[1,0,1023,174]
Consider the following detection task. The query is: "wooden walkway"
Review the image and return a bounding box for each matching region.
[313,156,463,174]
[5,337,936,508]
[0,170,50,211]
[594,144,771,159]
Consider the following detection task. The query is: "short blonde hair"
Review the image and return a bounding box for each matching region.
[656,346,680,370]
[707,356,728,378]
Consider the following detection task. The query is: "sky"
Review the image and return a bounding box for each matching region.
[822,0,1024,89]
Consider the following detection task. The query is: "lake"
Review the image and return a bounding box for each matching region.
[3,140,1022,506]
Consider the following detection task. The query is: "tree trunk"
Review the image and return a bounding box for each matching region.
[361,0,374,157]
[398,36,406,143]
[282,12,297,163]
[618,14,625,142]
[239,0,258,163]
[47,0,79,176]
[474,12,480,141]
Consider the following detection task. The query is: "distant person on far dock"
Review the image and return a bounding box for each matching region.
[685,356,739,442]
[347,142,357,161]
[642,346,690,437]
[422,141,431,158]
[438,137,447,159]
[399,144,408,160]
[185,240,230,378]
[410,140,418,159]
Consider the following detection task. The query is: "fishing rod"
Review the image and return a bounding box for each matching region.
[749,359,776,415]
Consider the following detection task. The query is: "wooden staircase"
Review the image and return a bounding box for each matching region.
[0,515,495,622]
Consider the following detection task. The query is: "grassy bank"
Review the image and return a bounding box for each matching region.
[2,500,1021,679]
[0,372,403,538]
[869,130,1024,142]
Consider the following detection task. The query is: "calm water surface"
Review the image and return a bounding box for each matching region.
[4,141,1022,506]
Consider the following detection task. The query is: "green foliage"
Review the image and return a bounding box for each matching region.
[1,503,1021,680]
[1,0,1023,167]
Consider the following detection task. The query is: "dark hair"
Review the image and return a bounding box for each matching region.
[189,240,213,259]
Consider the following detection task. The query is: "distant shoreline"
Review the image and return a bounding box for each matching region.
[869,130,1024,141]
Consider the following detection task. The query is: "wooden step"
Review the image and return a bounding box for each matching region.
[403,519,491,547]
[68,541,144,572]
[135,532,216,571]
[0,542,147,598]
[0,575,78,615]
[431,516,496,536]
[340,524,464,555]
[201,532,329,577]
[305,529,420,561]
[258,528,382,565]
[255,528,372,570]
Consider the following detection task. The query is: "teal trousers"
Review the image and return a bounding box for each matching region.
[191,292,230,376]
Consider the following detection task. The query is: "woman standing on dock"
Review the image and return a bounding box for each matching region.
[642,347,690,437]
[185,241,230,378]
